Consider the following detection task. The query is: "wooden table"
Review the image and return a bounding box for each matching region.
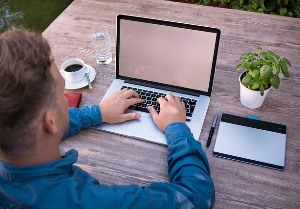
[43,0,300,208]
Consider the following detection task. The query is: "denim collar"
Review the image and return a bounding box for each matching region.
[0,149,78,181]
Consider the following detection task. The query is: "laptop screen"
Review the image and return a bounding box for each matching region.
[117,16,220,93]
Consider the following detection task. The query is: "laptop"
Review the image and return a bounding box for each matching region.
[94,15,221,145]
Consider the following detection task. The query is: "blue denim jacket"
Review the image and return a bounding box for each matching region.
[0,105,215,209]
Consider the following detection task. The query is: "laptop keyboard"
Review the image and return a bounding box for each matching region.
[121,86,197,118]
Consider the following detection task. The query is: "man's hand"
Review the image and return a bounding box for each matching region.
[148,93,186,132]
[99,88,144,124]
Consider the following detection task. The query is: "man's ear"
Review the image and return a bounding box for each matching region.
[43,111,57,134]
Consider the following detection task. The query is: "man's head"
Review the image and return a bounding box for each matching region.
[0,27,69,160]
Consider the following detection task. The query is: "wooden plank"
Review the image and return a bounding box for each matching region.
[43,0,300,208]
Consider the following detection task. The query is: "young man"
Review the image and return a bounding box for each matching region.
[0,28,215,209]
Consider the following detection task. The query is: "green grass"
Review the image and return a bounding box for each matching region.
[1,0,73,32]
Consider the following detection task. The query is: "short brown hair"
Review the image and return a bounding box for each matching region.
[0,27,55,156]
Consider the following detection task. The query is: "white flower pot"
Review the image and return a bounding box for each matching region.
[239,73,271,109]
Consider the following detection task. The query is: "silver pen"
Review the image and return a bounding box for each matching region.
[206,114,218,148]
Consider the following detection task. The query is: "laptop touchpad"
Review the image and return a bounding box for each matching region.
[125,115,161,136]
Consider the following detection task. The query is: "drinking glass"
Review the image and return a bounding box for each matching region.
[92,26,112,64]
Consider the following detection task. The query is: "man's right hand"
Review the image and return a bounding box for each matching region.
[99,88,144,124]
[148,93,186,132]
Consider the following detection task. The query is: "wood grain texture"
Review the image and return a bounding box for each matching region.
[43,0,300,208]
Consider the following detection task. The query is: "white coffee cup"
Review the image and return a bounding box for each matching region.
[61,58,89,83]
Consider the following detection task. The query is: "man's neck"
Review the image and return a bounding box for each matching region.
[0,141,61,167]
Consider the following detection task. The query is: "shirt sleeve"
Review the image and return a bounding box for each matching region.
[81,122,215,209]
[65,105,102,138]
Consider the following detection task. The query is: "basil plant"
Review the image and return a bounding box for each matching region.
[236,45,291,96]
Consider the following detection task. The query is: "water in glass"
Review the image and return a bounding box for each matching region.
[93,31,112,64]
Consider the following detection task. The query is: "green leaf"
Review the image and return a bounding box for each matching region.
[260,65,272,79]
[259,85,265,96]
[279,60,290,77]
[274,63,280,75]
[236,63,244,71]
[261,78,270,86]
[252,60,264,67]
[249,69,260,78]
[270,74,280,89]
[252,81,260,90]
[282,57,291,67]
[280,8,287,16]
[267,50,279,61]
[240,52,254,60]
[266,51,276,63]
[259,51,267,59]
[259,1,266,11]
[242,74,252,86]
[244,60,251,69]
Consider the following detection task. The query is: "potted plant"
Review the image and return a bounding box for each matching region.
[236,45,291,109]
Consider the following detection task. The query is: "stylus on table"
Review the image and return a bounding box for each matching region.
[206,114,218,148]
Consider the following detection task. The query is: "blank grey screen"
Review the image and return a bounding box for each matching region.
[119,19,217,91]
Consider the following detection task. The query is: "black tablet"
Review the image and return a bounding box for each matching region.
[213,113,287,170]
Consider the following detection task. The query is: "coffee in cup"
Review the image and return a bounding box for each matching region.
[61,59,89,82]
[65,64,84,72]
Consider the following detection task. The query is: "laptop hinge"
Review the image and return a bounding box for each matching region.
[124,79,201,96]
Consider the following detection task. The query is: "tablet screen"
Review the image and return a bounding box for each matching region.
[213,114,286,170]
